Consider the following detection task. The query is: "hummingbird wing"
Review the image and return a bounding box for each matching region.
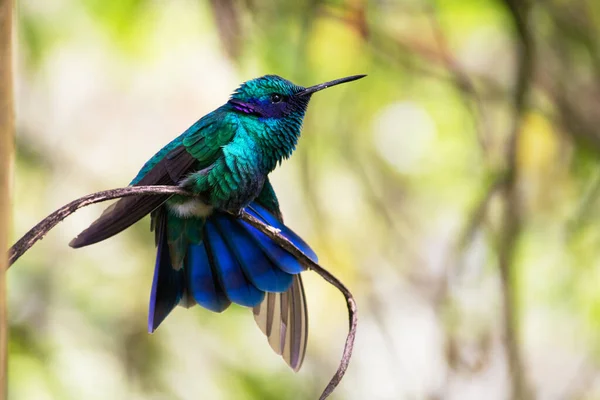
[251,179,313,371]
[70,108,236,248]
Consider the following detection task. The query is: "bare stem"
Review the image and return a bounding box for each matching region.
[0,0,14,397]
[7,185,357,400]
[8,186,189,267]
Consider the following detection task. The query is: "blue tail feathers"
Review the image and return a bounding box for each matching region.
[204,220,266,307]
[186,241,231,313]
[214,214,293,292]
[149,201,316,332]
[148,212,185,333]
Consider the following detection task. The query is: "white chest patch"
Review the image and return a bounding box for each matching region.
[167,199,214,218]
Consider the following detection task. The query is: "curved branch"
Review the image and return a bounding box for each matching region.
[8,186,190,266]
[241,211,357,400]
[7,185,357,400]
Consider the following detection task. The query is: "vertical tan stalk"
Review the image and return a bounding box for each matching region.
[0,0,14,397]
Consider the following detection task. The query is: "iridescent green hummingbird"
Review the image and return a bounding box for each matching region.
[70,74,365,370]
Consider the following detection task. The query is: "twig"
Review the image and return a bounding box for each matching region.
[7,185,357,400]
[8,186,189,267]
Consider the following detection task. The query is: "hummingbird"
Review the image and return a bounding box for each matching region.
[70,74,366,371]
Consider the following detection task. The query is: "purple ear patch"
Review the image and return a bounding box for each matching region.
[228,99,260,115]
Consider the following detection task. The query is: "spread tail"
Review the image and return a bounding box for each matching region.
[148,201,315,371]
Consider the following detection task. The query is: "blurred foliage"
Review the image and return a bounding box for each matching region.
[9,0,600,399]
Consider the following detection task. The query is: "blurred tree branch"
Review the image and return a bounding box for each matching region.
[498,0,534,399]
[209,0,243,60]
[426,5,491,155]
[0,0,13,396]
[7,185,356,400]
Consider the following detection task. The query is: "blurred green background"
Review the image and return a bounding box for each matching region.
[9,0,600,399]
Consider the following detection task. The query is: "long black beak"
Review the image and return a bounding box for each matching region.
[296,74,366,97]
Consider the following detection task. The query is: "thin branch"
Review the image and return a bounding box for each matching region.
[241,211,357,400]
[7,185,357,400]
[8,186,189,267]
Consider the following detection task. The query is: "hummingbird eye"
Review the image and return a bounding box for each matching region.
[270,93,283,103]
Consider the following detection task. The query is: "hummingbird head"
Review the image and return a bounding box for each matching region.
[229,75,308,119]
[227,74,366,169]
[228,74,366,120]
